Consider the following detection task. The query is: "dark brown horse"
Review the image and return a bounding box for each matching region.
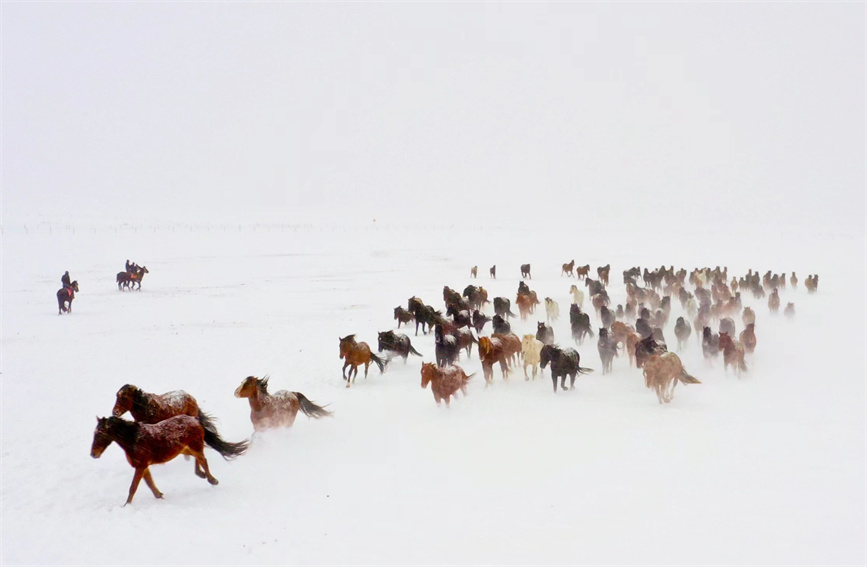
[234,376,331,430]
[112,385,248,470]
[117,266,149,291]
[420,362,472,407]
[56,281,79,314]
[91,415,228,505]
[339,335,387,387]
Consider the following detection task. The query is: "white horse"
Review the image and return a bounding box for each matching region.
[569,284,584,308]
[544,298,560,323]
[521,335,544,380]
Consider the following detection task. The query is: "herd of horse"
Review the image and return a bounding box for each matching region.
[81,256,814,504]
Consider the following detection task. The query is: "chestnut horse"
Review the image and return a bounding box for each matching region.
[112,384,248,472]
[562,260,575,277]
[117,266,149,291]
[91,415,225,505]
[339,335,387,387]
[56,281,79,314]
[576,264,590,279]
[420,362,472,407]
[643,352,700,404]
[478,336,511,385]
[234,376,331,430]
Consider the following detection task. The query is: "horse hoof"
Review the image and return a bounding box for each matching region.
[195,470,206,478]
[208,477,219,486]
[345,383,351,389]
[156,493,164,499]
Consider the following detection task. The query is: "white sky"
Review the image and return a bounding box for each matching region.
[2,2,864,229]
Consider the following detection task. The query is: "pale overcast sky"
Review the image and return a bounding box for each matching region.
[3,2,864,228]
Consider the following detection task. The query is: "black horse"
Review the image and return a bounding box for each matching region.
[539,344,593,393]
[434,324,460,367]
[536,322,555,345]
[520,263,531,279]
[517,280,530,295]
[57,281,80,314]
[472,310,491,334]
[492,314,511,335]
[702,327,720,361]
[446,305,472,329]
[584,278,606,297]
[570,304,593,344]
[408,297,439,336]
[599,305,615,329]
[378,331,422,363]
[674,317,692,351]
[463,285,483,311]
[636,335,666,369]
[597,328,618,374]
[493,297,516,320]
[635,317,652,340]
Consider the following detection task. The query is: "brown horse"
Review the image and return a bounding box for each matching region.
[643,352,701,404]
[56,281,79,314]
[339,335,387,387]
[489,265,496,279]
[234,376,331,430]
[420,362,472,407]
[739,323,757,353]
[718,332,747,376]
[493,332,522,366]
[576,264,590,279]
[478,336,511,385]
[562,260,575,277]
[118,266,149,291]
[393,306,414,328]
[470,265,478,278]
[91,415,225,505]
[516,293,533,320]
[112,385,248,472]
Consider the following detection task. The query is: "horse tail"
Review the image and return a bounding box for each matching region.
[369,352,387,373]
[578,366,594,374]
[198,410,249,460]
[294,393,333,419]
[408,345,423,357]
[507,308,516,317]
[678,369,701,384]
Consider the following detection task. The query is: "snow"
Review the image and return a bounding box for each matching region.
[2,221,864,565]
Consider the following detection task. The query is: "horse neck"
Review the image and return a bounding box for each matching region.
[131,389,155,420]
[107,419,139,454]
[247,387,267,412]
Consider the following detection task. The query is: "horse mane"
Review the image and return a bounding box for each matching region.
[256,376,270,395]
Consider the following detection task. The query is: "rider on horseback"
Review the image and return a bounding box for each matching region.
[61,271,72,289]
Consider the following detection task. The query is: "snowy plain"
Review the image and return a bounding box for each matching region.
[1,220,864,565]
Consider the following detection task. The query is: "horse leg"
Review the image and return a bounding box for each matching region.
[190,449,219,485]
[342,361,350,381]
[142,468,164,499]
[523,361,529,381]
[499,359,509,380]
[551,374,558,393]
[667,377,678,402]
[125,468,146,506]
[364,361,370,378]
[570,372,577,390]
[655,385,664,404]
[183,448,207,478]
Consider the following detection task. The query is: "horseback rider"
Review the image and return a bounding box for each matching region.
[61,271,71,289]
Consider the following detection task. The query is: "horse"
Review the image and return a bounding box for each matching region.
[234,376,332,430]
[470,266,478,278]
[521,335,544,380]
[599,305,615,329]
[420,363,472,407]
[562,260,575,277]
[493,297,516,320]
[378,330,422,363]
[56,281,79,314]
[610,321,633,351]
[784,302,795,319]
[492,314,511,335]
[539,344,593,393]
[117,271,133,291]
[742,306,756,327]
[112,385,248,470]
[520,263,531,279]
[490,265,496,279]
[493,332,522,366]
[462,285,483,310]
[718,332,747,376]
[478,336,511,385]
[702,327,720,361]
[434,324,461,367]
[739,323,757,353]
[719,317,736,338]
[674,317,692,351]
[536,322,555,345]
[570,304,593,344]
[790,272,798,289]
[545,298,560,323]
[339,335,387,387]
[597,328,618,374]
[516,293,533,321]
[576,264,590,279]
[643,353,701,404]
[122,266,149,291]
[635,335,666,369]
[446,305,472,329]
[626,332,641,367]
[768,288,780,314]
[91,415,225,505]
[472,310,491,334]
[408,297,439,336]
[569,285,585,307]
[597,264,611,286]
[591,293,609,319]
[393,306,415,329]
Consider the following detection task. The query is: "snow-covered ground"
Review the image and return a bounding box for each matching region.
[1,221,864,565]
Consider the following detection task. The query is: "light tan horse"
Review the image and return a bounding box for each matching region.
[234,376,331,430]
[643,352,701,404]
[521,334,544,380]
[420,363,472,407]
[569,284,585,307]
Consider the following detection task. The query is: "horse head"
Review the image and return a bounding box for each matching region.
[112,384,139,417]
[420,363,437,389]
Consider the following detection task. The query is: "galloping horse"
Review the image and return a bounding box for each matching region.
[643,352,701,404]
[420,362,472,407]
[91,415,230,505]
[520,263,531,279]
[539,344,593,393]
[234,376,331,430]
[112,384,248,471]
[56,281,79,314]
[478,336,511,385]
[339,335,387,387]
[718,332,747,376]
[378,330,422,363]
[562,260,575,277]
[521,335,544,380]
